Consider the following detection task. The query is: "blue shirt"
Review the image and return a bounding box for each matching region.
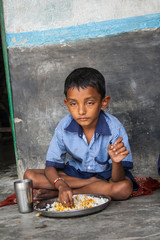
[46,111,133,173]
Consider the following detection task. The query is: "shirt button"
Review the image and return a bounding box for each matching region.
[88,148,90,152]
[88,166,91,169]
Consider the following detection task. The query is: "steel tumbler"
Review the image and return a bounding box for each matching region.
[14,179,33,213]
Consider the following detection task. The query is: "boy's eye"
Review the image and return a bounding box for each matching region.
[87,102,94,105]
[70,102,77,106]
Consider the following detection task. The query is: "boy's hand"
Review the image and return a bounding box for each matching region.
[57,183,74,208]
[108,137,129,163]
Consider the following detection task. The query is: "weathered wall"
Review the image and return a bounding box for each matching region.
[3,0,160,47]
[2,0,160,178]
[3,0,160,34]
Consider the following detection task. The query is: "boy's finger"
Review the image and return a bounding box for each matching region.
[107,144,112,150]
[61,197,70,207]
[62,191,73,207]
[113,142,124,151]
[68,192,74,207]
[113,137,123,146]
[120,150,130,156]
[114,146,126,155]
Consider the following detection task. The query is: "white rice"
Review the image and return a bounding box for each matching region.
[46,194,108,212]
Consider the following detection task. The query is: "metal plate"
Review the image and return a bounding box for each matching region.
[34,194,111,218]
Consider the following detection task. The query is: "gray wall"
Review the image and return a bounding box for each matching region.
[8,28,160,178]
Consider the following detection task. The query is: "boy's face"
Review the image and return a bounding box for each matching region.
[64,86,110,130]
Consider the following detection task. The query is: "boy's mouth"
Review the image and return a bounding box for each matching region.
[77,118,89,121]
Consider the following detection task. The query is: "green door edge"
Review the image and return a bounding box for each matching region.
[0,0,19,174]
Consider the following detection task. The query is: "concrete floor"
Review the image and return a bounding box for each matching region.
[0,163,160,240]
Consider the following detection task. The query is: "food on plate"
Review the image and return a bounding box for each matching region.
[41,194,108,212]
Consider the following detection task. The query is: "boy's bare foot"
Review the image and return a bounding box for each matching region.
[33,189,58,201]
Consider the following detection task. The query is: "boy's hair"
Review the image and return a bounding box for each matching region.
[64,67,106,99]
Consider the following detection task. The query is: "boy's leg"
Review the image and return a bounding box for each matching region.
[24,169,100,200]
[24,169,133,200]
[73,177,133,200]
[24,169,98,189]
[24,169,54,189]
[24,169,58,200]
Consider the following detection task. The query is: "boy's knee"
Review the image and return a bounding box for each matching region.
[23,169,34,180]
[118,180,133,200]
[112,180,133,200]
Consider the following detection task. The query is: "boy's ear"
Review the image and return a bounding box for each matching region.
[101,96,111,110]
[64,98,68,107]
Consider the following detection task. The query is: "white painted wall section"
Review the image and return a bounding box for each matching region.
[3,0,160,33]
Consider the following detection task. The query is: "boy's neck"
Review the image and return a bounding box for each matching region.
[82,126,96,145]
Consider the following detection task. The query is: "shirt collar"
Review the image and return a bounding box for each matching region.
[65,116,83,138]
[95,111,111,136]
[65,111,111,138]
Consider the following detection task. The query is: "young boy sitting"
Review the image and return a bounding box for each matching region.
[24,67,138,207]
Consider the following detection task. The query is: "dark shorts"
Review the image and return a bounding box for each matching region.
[62,163,139,191]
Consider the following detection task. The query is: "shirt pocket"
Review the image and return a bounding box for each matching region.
[94,152,111,171]
[95,157,108,165]
[95,150,109,164]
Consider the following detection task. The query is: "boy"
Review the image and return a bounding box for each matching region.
[24,67,138,207]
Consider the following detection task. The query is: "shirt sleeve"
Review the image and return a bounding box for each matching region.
[109,124,133,170]
[46,125,66,169]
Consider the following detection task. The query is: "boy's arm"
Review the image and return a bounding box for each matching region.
[44,166,74,207]
[108,137,129,182]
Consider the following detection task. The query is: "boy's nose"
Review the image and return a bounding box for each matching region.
[78,105,86,115]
